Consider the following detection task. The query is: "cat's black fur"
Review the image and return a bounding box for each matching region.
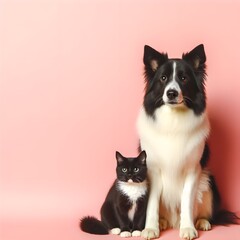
[80,151,149,235]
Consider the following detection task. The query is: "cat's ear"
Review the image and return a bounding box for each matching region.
[138,150,147,165]
[116,151,125,164]
[144,45,168,79]
[182,44,206,70]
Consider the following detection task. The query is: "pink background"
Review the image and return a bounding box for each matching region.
[0,0,240,239]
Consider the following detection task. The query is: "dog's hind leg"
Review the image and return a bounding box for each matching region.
[195,190,213,231]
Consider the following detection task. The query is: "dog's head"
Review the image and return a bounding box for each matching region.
[143,44,207,116]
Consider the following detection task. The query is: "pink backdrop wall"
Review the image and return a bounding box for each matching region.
[0,1,240,240]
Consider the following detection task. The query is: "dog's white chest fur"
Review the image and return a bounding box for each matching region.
[137,106,210,226]
[137,106,210,167]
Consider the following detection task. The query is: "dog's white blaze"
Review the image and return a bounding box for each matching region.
[137,106,210,228]
[163,61,183,104]
[172,61,177,82]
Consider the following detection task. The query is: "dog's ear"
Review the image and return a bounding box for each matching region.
[144,45,168,79]
[182,44,206,69]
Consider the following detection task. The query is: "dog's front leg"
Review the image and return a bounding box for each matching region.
[142,170,162,240]
[180,170,199,240]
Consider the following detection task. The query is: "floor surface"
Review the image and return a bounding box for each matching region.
[1,217,240,240]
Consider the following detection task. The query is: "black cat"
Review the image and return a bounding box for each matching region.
[80,151,149,237]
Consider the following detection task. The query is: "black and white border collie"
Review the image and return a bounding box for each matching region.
[137,45,239,240]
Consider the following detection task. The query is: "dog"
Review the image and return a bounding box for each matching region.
[137,44,238,240]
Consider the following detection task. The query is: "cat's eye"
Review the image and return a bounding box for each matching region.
[122,168,128,173]
[133,167,139,173]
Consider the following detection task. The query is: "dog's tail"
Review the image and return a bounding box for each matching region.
[211,210,240,225]
[80,216,109,235]
[210,175,240,225]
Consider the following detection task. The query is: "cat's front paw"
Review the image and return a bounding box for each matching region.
[110,228,121,235]
[132,230,141,237]
[120,231,131,238]
[141,228,160,239]
[180,227,198,240]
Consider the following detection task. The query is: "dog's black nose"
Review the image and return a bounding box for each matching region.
[167,89,179,100]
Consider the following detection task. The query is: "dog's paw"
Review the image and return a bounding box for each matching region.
[132,230,141,237]
[159,218,168,231]
[110,228,121,235]
[195,219,211,231]
[141,228,160,239]
[180,227,198,240]
[120,231,131,237]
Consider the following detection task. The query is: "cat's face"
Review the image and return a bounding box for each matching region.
[115,151,147,183]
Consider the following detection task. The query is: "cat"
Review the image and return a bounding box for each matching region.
[80,150,149,237]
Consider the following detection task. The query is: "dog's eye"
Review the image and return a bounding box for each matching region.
[180,76,187,83]
[160,75,167,82]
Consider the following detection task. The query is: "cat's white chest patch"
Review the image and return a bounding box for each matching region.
[128,202,137,221]
[117,180,147,221]
[117,180,148,202]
